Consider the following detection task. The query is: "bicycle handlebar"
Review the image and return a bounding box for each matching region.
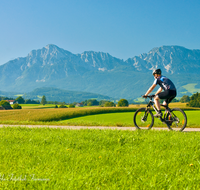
[142,95,155,99]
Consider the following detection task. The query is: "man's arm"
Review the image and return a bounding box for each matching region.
[144,84,157,96]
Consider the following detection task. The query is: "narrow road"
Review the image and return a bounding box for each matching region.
[0,124,199,132]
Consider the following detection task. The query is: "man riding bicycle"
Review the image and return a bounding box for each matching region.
[144,69,177,117]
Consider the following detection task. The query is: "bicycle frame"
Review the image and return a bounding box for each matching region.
[145,96,172,125]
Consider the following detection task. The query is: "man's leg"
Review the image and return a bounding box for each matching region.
[163,100,167,106]
[154,95,161,111]
[154,95,162,117]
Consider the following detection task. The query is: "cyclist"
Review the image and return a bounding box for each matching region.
[143,69,177,117]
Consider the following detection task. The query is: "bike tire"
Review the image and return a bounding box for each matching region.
[133,107,154,130]
[166,108,187,131]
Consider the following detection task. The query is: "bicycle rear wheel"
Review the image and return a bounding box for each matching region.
[166,108,187,131]
[133,107,154,130]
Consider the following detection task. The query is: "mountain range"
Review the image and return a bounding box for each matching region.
[0,44,200,102]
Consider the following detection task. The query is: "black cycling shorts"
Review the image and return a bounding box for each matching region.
[158,89,177,104]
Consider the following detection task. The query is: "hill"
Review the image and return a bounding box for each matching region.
[0,87,112,103]
[24,87,112,103]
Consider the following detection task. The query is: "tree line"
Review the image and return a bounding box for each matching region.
[0,95,130,108]
[80,99,129,107]
[179,93,200,107]
[1,93,200,108]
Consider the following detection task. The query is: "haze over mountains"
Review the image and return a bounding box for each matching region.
[0,44,200,102]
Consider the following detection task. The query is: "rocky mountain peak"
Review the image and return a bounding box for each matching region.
[0,44,200,98]
[126,45,200,74]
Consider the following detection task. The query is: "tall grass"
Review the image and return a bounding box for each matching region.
[0,127,200,189]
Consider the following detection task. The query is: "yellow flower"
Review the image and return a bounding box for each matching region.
[99,156,102,159]
[189,164,194,166]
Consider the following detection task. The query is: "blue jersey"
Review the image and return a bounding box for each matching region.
[153,76,176,91]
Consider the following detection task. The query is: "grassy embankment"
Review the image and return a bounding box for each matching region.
[1,127,200,189]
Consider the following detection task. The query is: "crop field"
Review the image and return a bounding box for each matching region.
[0,103,197,128]
[1,127,200,189]
[0,107,137,125]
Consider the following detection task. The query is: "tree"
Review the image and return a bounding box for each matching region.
[99,100,108,106]
[118,99,129,107]
[87,99,99,106]
[15,96,25,104]
[188,92,200,107]
[69,104,75,108]
[41,95,47,105]
[13,104,22,109]
[171,98,179,102]
[104,101,116,107]
[25,99,40,104]
[180,95,190,103]
[87,102,92,106]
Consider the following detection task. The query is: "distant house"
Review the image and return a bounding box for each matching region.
[76,103,84,107]
[6,100,18,105]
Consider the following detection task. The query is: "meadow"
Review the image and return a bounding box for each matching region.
[1,127,200,189]
[0,103,200,189]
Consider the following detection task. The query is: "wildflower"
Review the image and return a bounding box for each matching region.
[189,164,194,166]
[99,156,102,159]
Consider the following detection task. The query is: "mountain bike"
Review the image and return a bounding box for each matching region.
[133,95,187,131]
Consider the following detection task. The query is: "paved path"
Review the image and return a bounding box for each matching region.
[0,124,199,132]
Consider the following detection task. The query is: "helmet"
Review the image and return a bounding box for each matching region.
[152,69,161,75]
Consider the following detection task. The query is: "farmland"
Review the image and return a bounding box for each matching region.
[0,102,197,127]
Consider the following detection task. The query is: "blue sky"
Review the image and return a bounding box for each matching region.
[0,0,200,65]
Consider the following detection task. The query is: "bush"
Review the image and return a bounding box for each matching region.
[69,104,75,108]
[118,99,129,107]
[59,104,67,108]
[0,100,12,109]
[13,104,22,109]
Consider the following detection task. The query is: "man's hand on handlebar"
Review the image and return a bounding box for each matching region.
[142,95,155,99]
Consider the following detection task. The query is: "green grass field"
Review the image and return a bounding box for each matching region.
[1,127,200,189]
[58,110,199,128]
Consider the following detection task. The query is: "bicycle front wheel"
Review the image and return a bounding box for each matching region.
[167,108,187,131]
[133,107,154,130]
